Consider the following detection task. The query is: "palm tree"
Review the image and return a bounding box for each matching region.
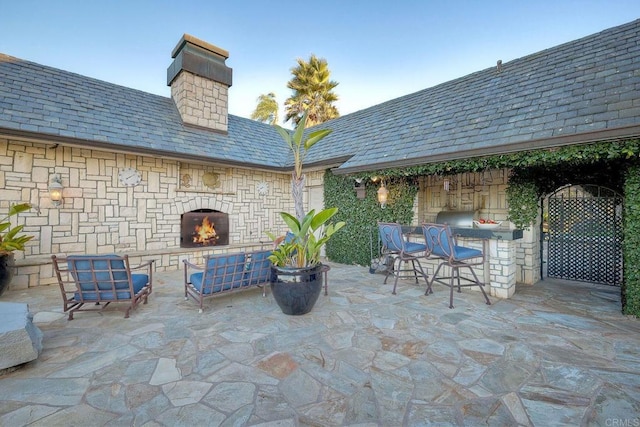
[284,55,339,127]
[250,92,279,125]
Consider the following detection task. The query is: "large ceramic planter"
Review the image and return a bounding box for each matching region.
[270,264,323,315]
[0,253,15,297]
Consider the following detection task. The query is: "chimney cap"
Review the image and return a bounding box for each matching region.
[172,34,229,59]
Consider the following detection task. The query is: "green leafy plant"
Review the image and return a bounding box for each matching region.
[356,139,640,181]
[273,111,332,222]
[324,171,418,266]
[623,164,640,317]
[269,112,345,268]
[267,208,345,268]
[0,203,34,255]
[505,179,539,230]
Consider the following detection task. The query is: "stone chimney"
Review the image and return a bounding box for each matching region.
[167,34,232,133]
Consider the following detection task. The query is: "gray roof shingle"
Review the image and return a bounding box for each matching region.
[306,19,640,173]
[2,19,639,175]
[0,54,289,169]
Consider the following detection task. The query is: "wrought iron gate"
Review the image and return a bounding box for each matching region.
[546,185,623,286]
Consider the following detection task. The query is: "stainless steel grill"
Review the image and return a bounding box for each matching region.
[435,210,477,228]
[434,210,524,241]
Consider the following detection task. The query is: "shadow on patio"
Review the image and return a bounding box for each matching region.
[1,263,639,426]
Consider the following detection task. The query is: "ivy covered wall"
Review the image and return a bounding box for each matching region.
[323,170,418,266]
[623,165,640,316]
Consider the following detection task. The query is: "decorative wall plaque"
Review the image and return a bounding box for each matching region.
[202,172,220,189]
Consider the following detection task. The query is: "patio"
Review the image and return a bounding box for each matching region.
[0,263,639,426]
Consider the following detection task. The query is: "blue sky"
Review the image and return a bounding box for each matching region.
[2,1,640,125]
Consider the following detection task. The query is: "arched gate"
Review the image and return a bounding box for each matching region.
[546,184,623,286]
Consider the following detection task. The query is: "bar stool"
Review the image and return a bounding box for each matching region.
[422,223,491,308]
[377,222,430,295]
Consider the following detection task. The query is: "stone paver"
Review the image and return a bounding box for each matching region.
[1,263,639,426]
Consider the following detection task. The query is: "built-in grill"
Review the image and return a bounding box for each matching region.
[433,209,523,240]
[435,210,477,228]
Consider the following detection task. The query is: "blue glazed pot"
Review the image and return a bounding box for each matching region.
[270,264,323,315]
[0,253,14,297]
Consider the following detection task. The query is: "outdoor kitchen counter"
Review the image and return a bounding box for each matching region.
[403,225,523,299]
[402,226,523,241]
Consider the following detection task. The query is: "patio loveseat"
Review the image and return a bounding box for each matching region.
[183,249,272,313]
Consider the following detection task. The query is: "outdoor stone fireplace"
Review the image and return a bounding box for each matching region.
[180,209,229,248]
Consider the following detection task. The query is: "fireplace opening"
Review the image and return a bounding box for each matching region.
[181,209,229,248]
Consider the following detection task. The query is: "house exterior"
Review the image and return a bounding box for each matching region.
[1,21,639,294]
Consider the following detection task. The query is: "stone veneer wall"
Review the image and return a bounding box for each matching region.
[0,137,301,290]
[416,169,541,285]
[170,72,228,132]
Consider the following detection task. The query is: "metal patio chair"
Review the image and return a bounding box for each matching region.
[52,254,154,320]
[377,222,430,295]
[422,223,491,308]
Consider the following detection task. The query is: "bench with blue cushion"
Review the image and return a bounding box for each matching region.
[183,249,272,313]
[51,254,154,320]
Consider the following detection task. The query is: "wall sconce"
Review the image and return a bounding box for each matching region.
[377,182,389,208]
[49,174,64,207]
[354,178,366,200]
[443,178,450,192]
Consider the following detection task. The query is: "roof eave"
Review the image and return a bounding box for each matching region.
[333,125,640,175]
[0,127,292,172]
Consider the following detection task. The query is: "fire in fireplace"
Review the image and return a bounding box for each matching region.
[181,210,229,248]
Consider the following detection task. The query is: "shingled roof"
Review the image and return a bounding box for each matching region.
[1,19,639,175]
[307,18,640,174]
[0,54,289,170]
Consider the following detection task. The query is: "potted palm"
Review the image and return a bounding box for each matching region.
[268,113,345,315]
[0,203,34,296]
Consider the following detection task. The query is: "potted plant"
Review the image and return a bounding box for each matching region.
[0,203,34,296]
[268,113,345,315]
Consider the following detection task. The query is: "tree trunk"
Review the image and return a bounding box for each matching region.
[292,173,306,222]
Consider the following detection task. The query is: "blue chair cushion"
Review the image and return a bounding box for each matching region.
[74,274,148,301]
[430,244,481,260]
[430,246,446,257]
[405,241,427,253]
[191,253,246,295]
[453,246,483,260]
[244,250,272,285]
[68,255,129,291]
[379,224,404,252]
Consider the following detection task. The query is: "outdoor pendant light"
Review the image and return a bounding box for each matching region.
[49,174,64,207]
[377,182,389,208]
[354,178,366,200]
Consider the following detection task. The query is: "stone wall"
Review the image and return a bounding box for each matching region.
[171,72,228,132]
[417,169,510,223]
[0,137,302,290]
[1,135,542,290]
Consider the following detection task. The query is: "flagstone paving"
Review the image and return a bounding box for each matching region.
[0,263,639,426]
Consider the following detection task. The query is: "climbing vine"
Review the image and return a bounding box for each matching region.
[623,165,640,317]
[505,179,539,230]
[324,170,417,266]
[353,139,640,181]
[349,139,640,230]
